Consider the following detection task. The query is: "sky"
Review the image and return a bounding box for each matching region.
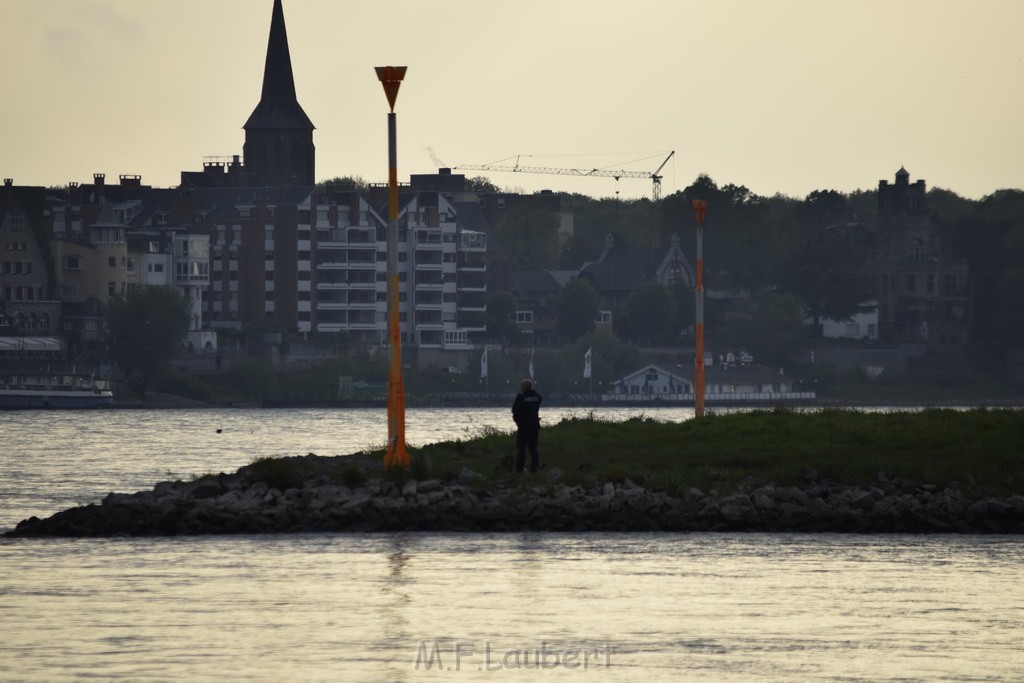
[2,0,1023,201]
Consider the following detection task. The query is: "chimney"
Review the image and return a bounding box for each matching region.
[94,173,106,186]
[3,178,11,187]
[119,174,142,189]
[227,154,244,187]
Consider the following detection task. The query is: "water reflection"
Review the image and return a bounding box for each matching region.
[381,535,411,681]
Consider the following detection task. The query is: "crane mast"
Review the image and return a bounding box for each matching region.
[455,151,675,200]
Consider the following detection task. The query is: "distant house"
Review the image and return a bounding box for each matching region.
[579,233,695,323]
[603,360,814,404]
[510,269,577,346]
[807,304,880,341]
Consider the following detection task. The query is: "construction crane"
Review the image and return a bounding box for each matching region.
[454,151,675,201]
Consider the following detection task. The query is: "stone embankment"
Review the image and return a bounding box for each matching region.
[6,458,1024,537]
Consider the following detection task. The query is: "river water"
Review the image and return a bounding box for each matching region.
[2,407,1023,681]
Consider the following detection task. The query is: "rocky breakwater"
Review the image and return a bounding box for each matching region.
[5,456,1024,537]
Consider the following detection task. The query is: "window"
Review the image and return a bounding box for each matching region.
[908,239,925,263]
[108,256,117,268]
[108,282,116,296]
[65,256,82,270]
[943,275,957,293]
[515,310,534,324]
[906,274,916,293]
[596,310,612,324]
[926,273,935,293]
[127,258,136,274]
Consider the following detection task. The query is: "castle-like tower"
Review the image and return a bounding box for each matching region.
[243,0,315,187]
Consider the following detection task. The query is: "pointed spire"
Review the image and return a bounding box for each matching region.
[244,0,313,131]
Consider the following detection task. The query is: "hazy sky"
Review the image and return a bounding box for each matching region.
[3,0,1022,200]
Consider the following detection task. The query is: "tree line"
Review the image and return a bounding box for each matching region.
[490,174,1024,365]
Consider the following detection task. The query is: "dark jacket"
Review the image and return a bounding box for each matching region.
[512,389,542,430]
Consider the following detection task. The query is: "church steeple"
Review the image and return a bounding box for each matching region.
[243,0,315,186]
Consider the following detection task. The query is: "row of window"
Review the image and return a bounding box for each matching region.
[1,311,51,333]
[515,310,613,324]
[880,273,958,294]
[4,241,28,250]
[1,285,45,301]
[0,261,32,274]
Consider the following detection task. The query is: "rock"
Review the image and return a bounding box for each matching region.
[191,484,222,500]
[849,490,876,511]
[458,467,484,485]
[719,502,744,524]
[417,479,442,493]
[341,493,372,511]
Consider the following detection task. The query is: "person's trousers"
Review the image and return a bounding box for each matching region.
[515,427,539,472]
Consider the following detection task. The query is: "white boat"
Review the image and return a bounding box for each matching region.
[0,371,114,409]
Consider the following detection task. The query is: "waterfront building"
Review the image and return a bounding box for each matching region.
[864,168,972,348]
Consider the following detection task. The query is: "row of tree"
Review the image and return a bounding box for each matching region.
[491,174,1024,358]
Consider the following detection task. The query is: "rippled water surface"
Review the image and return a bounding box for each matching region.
[2,408,1023,681]
[2,533,1023,681]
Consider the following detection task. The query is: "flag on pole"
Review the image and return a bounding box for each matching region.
[529,347,535,381]
[583,347,592,379]
[480,346,488,379]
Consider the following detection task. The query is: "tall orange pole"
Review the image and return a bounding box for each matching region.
[691,199,708,418]
[376,66,409,468]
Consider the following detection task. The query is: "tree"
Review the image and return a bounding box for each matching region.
[556,277,599,341]
[494,204,561,270]
[714,291,806,366]
[669,278,695,332]
[105,285,192,395]
[317,175,367,191]
[615,282,677,344]
[465,176,502,194]
[779,229,875,330]
[485,291,520,343]
[994,267,1024,347]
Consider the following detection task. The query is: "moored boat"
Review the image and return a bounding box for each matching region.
[0,371,114,409]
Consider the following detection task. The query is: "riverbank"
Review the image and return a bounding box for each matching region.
[6,454,1024,536]
[5,408,1023,537]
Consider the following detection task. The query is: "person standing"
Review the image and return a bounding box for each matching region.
[511,378,542,473]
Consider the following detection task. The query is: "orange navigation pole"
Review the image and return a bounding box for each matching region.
[691,199,708,418]
[376,66,409,468]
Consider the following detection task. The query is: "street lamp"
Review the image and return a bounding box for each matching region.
[376,66,409,469]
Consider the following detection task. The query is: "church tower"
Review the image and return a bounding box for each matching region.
[243,0,315,187]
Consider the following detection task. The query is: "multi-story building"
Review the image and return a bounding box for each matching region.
[51,201,130,304]
[0,180,58,334]
[862,168,972,348]
[310,180,488,356]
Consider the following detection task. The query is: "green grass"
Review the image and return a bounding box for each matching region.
[410,408,1024,496]
[236,408,1024,498]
